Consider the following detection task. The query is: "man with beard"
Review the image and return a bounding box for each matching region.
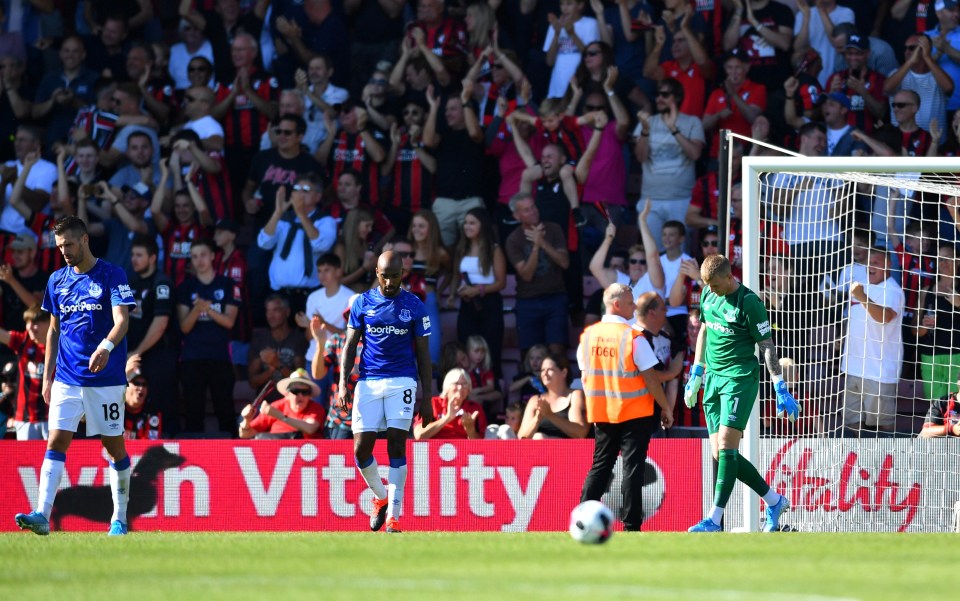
[126,236,178,436]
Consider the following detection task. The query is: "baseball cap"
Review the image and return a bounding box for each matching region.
[845,33,869,51]
[935,0,958,11]
[128,370,148,385]
[821,92,852,110]
[703,225,720,236]
[214,218,239,234]
[122,182,152,199]
[8,233,37,250]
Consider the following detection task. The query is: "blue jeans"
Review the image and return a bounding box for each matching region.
[515,293,569,351]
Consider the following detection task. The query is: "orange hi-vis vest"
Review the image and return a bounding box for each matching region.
[580,320,655,424]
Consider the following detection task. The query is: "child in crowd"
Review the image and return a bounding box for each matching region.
[466,335,503,422]
[509,344,548,403]
[485,401,523,440]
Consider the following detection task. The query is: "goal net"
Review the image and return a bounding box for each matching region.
[728,151,960,532]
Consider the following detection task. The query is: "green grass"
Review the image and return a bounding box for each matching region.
[1,532,956,600]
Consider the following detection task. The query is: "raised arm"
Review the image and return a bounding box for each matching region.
[589,222,619,288]
[638,198,665,291]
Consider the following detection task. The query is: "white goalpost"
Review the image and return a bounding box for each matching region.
[728,152,960,532]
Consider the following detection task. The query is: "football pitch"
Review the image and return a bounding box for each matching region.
[0,532,955,601]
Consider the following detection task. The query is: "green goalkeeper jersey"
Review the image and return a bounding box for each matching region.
[700,283,771,379]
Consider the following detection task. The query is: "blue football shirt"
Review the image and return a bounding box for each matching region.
[41,259,137,386]
[349,288,430,381]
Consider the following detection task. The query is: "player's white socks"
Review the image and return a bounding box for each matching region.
[357,457,388,500]
[110,457,132,523]
[37,450,66,520]
[708,506,724,526]
[387,459,407,520]
[763,489,782,507]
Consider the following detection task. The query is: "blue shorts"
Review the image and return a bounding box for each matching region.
[515,293,569,350]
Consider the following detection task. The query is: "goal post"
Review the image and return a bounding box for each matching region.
[733,154,960,532]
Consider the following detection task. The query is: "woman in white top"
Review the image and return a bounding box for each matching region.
[449,208,506,374]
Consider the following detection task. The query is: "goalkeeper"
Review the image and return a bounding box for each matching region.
[684,255,797,532]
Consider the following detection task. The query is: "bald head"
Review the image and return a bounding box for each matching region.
[377,251,404,296]
[378,251,402,272]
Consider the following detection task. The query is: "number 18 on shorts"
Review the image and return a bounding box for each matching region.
[48,381,127,436]
[352,377,418,432]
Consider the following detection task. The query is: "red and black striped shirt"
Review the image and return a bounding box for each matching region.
[415,17,468,58]
[215,247,251,342]
[825,70,887,135]
[533,115,586,164]
[6,331,46,423]
[328,129,383,205]
[900,128,932,157]
[389,133,433,213]
[190,153,235,220]
[897,245,936,316]
[26,211,64,274]
[163,221,209,287]
[214,71,279,151]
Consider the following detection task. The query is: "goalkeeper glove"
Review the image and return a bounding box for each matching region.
[684,363,704,409]
[774,379,800,423]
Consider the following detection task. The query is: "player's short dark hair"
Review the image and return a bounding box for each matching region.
[131,234,159,257]
[191,238,217,254]
[23,304,50,323]
[278,113,307,135]
[663,220,686,237]
[53,215,88,238]
[316,252,341,269]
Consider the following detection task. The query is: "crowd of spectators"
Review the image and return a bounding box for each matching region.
[2,0,960,441]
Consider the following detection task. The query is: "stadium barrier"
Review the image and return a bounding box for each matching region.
[3,439,953,532]
[0,440,702,533]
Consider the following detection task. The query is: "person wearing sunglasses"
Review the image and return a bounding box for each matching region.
[634,77,704,250]
[888,90,939,156]
[824,32,887,136]
[883,35,951,145]
[257,171,337,314]
[239,368,324,439]
[588,199,666,306]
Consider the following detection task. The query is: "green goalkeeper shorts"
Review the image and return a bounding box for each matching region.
[702,371,760,434]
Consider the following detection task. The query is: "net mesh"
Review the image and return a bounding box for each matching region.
[730,146,960,532]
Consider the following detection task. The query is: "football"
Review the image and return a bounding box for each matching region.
[569,500,614,544]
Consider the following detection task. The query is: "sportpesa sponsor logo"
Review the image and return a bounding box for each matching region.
[366,323,409,336]
[706,321,734,335]
[60,301,104,313]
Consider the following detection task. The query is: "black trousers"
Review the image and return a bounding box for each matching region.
[180,359,236,434]
[580,415,658,531]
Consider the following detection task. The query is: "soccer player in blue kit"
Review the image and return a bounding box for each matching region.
[338,251,432,533]
[15,216,137,536]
